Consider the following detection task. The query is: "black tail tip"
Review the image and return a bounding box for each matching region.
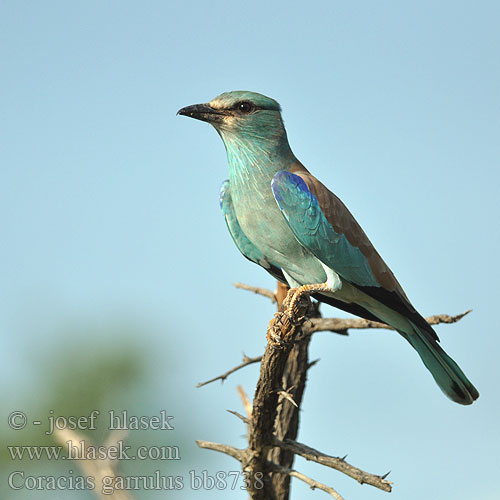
[450,380,480,405]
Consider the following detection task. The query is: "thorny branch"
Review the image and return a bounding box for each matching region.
[196,440,346,500]
[265,462,345,500]
[197,354,262,388]
[198,283,470,388]
[197,281,470,499]
[303,309,471,336]
[234,282,277,302]
[272,438,392,492]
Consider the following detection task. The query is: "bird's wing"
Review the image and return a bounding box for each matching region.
[221,179,384,322]
[271,169,437,339]
[220,180,285,282]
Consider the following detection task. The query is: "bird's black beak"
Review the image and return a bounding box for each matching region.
[177,103,227,123]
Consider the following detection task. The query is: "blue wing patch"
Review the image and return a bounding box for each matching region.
[271,171,380,287]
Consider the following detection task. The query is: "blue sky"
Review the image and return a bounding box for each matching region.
[1,1,499,499]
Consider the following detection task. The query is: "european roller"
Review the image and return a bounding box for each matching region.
[178,91,479,405]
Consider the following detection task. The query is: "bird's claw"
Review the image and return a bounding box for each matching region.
[283,287,312,319]
[268,332,287,350]
[266,283,325,347]
[266,312,292,349]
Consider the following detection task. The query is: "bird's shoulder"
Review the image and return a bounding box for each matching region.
[285,164,438,338]
[288,163,408,299]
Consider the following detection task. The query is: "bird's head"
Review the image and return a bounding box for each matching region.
[178,91,290,153]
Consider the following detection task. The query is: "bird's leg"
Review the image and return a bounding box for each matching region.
[266,285,320,348]
[284,283,330,319]
[267,266,341,347]
[285,264,342,318]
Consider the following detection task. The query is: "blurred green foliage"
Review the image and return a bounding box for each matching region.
[2,324,193,499]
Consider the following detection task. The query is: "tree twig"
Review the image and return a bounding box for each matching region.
[197,310,471,388]
[303,310,472,336]
[197,354,262,388]
[227,409,250,425]
[266,462,346,500]
[196,439,245,462]
[273,438,392,492]
[234,282,277,302]
[53,428,135,500]
[237,385,253,418]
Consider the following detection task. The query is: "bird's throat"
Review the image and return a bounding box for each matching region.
[220,130,297,203]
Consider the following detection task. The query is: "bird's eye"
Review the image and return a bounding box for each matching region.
[237,101,255,114]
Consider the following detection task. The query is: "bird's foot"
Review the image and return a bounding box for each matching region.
[283,282,330,319]
[266,282,328,348]
[266,312,293,349]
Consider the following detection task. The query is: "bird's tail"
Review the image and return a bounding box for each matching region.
[404,320,479,405]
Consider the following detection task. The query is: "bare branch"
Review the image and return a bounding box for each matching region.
[247,341,296,499]
[196,436,347,500]
[199,280,471,499]
[104,428,129,450]
[197,310,469,388]
[197,354,262,388]
[237,385,253,418]
[304,310,472,336]
[266,462,345,500]
[227,409,250,425]
[53,428,135,500]
[234,282,276,302]
[196,439,244,462]
[425,309,472,325]
[234,281,470,336]
[277,390,298,408]
[245,293,316,500]
[273,438,392,492]
[276,281,291,310]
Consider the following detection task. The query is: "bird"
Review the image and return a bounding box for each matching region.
[178,90,479,405]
